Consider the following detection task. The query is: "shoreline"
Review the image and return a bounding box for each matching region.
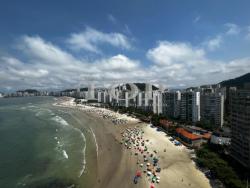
[54,97,211,188]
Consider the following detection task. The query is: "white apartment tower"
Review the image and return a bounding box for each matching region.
[192,92,200,122]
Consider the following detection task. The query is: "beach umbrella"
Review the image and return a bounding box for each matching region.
[136,171,142,177]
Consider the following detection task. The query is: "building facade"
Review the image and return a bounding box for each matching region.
[180,91,200,123]
[229,85,250,169]
[200,92,224,128]
[162,91,181,118]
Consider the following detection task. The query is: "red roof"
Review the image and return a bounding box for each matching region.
[202,132,211,140]
[160,119,174,128]
[176,128,202,140]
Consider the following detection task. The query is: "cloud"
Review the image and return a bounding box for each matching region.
[0,35,142,90]
[98,54,139,71]
[204,35,222,51]
[66,26,132,53]
[107,14,117,24]
[225,23,241,35]
[146,41,250,87]
[1,34,250,91]
[193,16,201,23]
[147,41,205,66]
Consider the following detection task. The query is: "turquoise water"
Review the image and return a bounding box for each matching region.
[0,97,94,188]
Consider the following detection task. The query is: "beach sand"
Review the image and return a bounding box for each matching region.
[55,97,211,188]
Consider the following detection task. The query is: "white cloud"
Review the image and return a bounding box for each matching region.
[66,26,132,53]
[146,41,250,87]
[193,16,201,23]
[147,41,205,66]
[1,34,250,91]
[0,35,141,90]
[225,23,241,35]
[107,14,117,24]
[98,54,139,71]
[204,35,222,51]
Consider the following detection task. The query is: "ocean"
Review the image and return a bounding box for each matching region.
[0,97,97,188]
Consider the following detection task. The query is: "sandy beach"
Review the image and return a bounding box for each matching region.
[54,97,211,188]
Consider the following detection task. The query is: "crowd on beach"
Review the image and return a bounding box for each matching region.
[120,126,162,187]
[54,97,138,125]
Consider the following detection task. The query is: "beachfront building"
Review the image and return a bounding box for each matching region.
[176,126,211,148]
[192,92,200,122]
[159,119,176,132]
[162,91,181,118]
[180,91,192,122]
[87,84,96,101]
[210,129,231,145]
[180,91,200,123]
[229,84,250,169]
[200,92,224,128]
[134,91,152,111]
[153,90,162,114]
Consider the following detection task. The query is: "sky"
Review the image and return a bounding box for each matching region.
[1,0,250,92]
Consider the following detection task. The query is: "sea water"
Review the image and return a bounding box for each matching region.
[0,97,95,188]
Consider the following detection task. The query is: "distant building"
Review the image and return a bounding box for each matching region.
[180,91,193,122]
[87,84,95,101]
[153,91,162,114]
[180,91,200,123]
[176,126,211,148]
[192,92,200,122]
[210,129,231,145]
[159,119,176,132]
[229,84,250,169]
[200,92,224,128]
[162,91,181,118]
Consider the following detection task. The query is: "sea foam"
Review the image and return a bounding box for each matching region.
[52,115,87,176]
[51,115,69,127]
[62,150,69,159]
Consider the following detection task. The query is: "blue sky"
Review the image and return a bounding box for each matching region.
[1,0,250,91]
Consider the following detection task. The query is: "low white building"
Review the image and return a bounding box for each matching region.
[210,131,231,145]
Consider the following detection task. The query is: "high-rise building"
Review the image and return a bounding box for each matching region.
[200,92,224,128]
[162,91,181,118]
[192,92,200,122]
[87,84,95,100]
[180,91,193,122]
[153,91,162,114]
[180,91,200,123]
[229,85,250,169]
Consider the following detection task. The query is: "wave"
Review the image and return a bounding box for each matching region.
[90,127,98,157]
[51,115,69,127]
[62,150,69,159]
[51,115,87,177]
[72,128,87,177]
[35,108,55,117]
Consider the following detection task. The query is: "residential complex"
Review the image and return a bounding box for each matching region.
[200,92,224,128]
[229,84,250,169]
[162,91,181,118]
[2,81,250,169]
